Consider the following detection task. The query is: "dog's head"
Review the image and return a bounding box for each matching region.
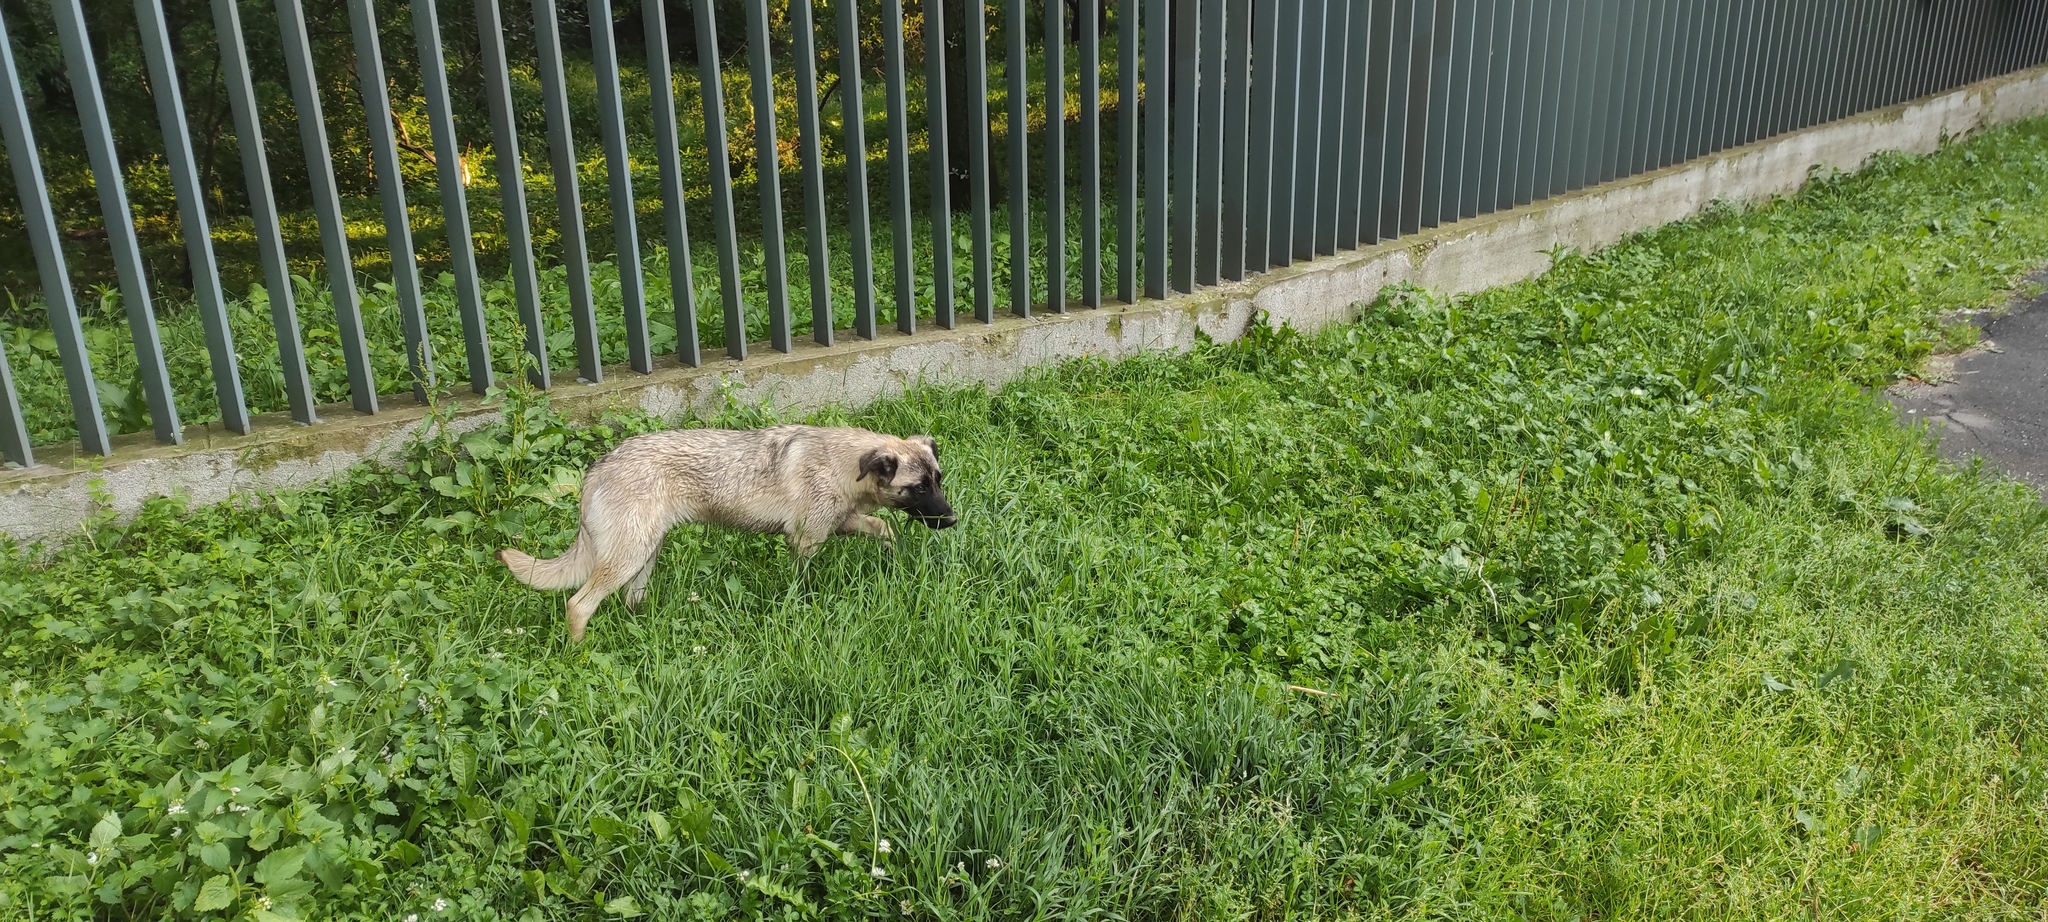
[857,434,956,529]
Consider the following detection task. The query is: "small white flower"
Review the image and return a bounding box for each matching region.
[231,803,251,813]
[406,915,419,922]
[433,897,448,912]
[955,861,966,874]
[323,676,339,687]
[538,707,548,717]
[254,897,272,910]
[230,787,241,795]
[900,900,914,916]
[738,870,751,881]
[985,857,1000,870]
[692,645,707,655]
[86,851,99,865]
[687,593,701,603]
[171,827,182,838]
[166,801,186,816]
[876,838,892,854]
[871,866,886,879]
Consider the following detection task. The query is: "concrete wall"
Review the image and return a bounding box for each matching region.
[6,63,2048,547]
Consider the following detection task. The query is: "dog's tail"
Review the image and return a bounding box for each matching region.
[497,532,594,590]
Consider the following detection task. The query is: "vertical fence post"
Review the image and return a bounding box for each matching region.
[968,0,997,320]
[694,0,751,359]
[138,0,252,432]
[535,0,606,379]
[880,0,918,332]
[1046,0,1067,313]
[646,0,702,366]
[1377,0,1413,239]
[0,329,25,467]
[1143,0,1168,297]
[1316,0,1351,250]
[1475,0,1510,216]
[1270,0,1301,262]
[1336,0,1373,248]
[1117,0,1139,303]
[412,0,494,393]
[54,0,185,440]
[833,0,879,340]
[0,5,105,460]
[1291,0,1324,255]
[793,0,838,343]
[216,0,318,425]
[923,0,955,327]
[1220,0,1251,277]
[1171,0,1198,291]
[1008,0,1033,315]
[348,0,436,403]
[475,0,553,384]
[1197,0,1225,283]
[1196,0,1220,280]
[1081,0,1105,302]
[592,0,655,371]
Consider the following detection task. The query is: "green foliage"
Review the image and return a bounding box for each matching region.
[3,118,2048,920]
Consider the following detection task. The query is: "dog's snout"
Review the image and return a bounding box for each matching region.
[930,514,958,529]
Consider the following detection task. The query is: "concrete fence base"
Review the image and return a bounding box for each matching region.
[6,63,2047,547]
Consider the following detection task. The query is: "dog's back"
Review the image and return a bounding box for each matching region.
[583,425,884,533]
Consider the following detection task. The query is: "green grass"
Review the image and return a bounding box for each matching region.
[6,119,2048,921]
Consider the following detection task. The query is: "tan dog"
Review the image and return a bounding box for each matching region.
[498,425,955,642]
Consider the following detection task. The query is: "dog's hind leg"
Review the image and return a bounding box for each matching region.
[564,528,661,643]
[622,543,663,611]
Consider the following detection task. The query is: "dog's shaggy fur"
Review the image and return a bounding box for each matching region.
[498,425,955,641]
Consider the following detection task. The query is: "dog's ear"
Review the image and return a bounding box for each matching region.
[858,449,899,483]
[907,434,938,459]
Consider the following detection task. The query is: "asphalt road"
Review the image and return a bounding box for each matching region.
[1886,272,2048,498]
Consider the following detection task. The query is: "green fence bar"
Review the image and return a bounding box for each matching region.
[967,0,997,320]
[1081,0,1105,302]
[476,0,552,384]
[1044,0,1066,313]
[1221,0,1252,276]
[1144,0,1168,296]
[1271,0,1301,262]
[1008,0,1032,316]
[57,0,185,439]
[926,0,956,326]
[0,4,104,459]
[534,0,604,379]
[833,0,879,339]
[138,0,252,432]
[1315,0,1348,254]
[646,0,702,366]
[1171,0,1199,291]
[411,0,493,393]
[1118,0,1139,303]
[694,0,750,359]
[881,0,917,332]
[1247,0,1280,269]
[348,0,435,403]
[793,0,837,344]
[592,0,654,371]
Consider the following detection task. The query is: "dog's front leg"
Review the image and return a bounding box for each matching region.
[837,511,895,552]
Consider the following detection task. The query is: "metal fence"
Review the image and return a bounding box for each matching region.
[2,0,2046,467]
